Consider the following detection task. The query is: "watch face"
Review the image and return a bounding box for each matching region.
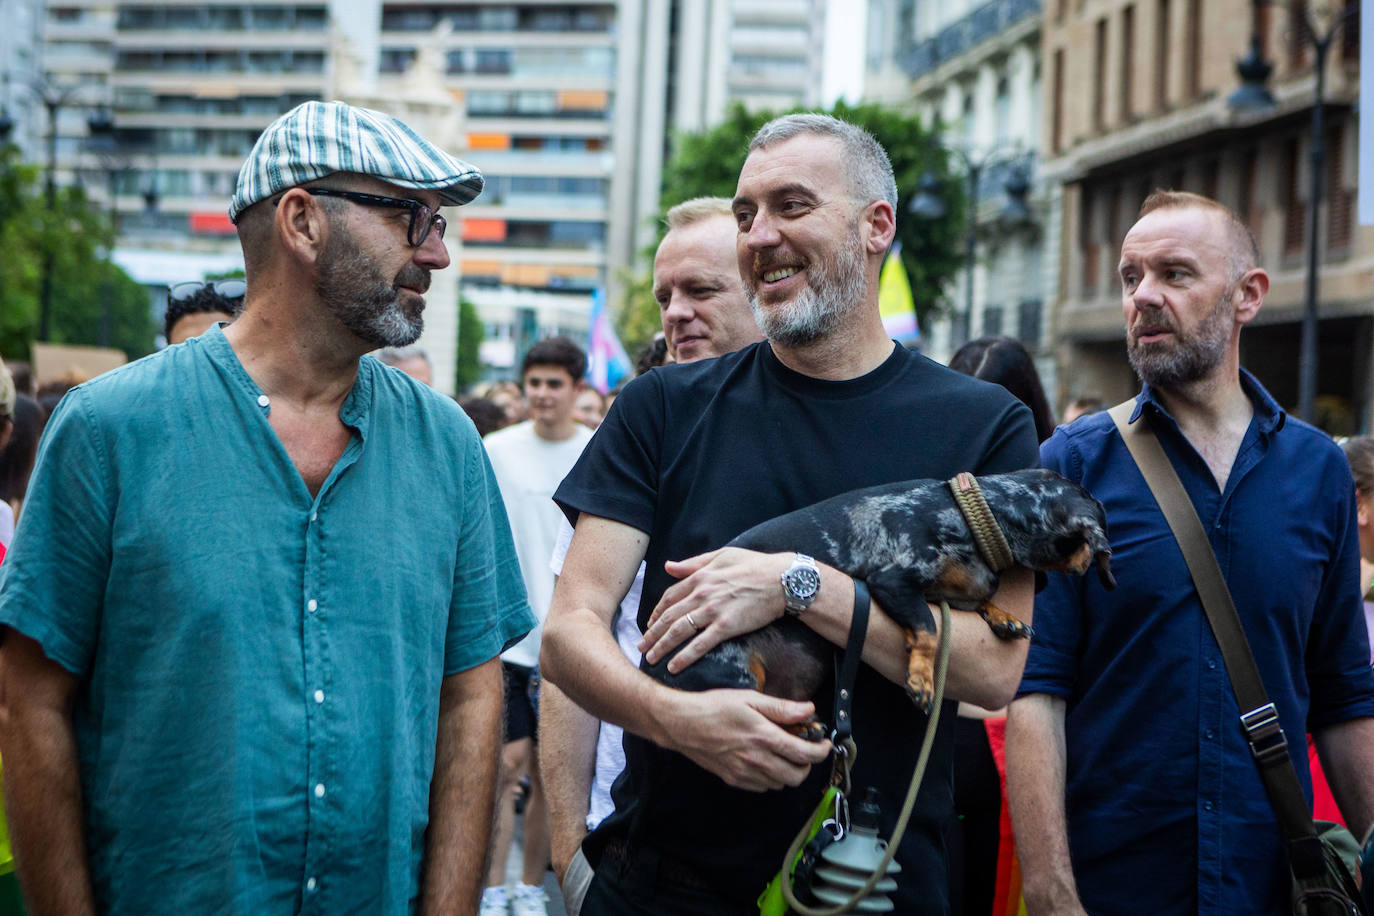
[788,566,821,599]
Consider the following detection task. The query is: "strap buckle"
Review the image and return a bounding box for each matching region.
[1240,703,1289,764]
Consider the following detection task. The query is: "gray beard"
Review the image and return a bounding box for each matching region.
[315,227,425,348]
[748,229,868,348]
[1127,290,1232,388]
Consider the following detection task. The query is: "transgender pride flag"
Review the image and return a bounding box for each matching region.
[586,288,632,393]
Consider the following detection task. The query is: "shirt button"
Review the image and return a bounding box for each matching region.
[1203,800,1214,811]
[315,783,326,798]
[310,510,318,522]
[314,689,325,704]
[307,599,318,613]
[306,877,317,892]
[1204,728,1215,740]
[257,394,270,408]
[1207,658,1217,670]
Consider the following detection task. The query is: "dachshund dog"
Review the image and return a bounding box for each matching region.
[644,468,1113,724]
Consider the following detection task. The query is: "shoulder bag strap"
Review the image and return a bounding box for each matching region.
[1107,400,1325,874]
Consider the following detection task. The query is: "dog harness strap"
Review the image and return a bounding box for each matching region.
[832,579,870,747]
[948,472,1014,573]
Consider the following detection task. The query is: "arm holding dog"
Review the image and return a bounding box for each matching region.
[642,548,1032,709]
[1004,692,1089,916]
[540,515,831,791]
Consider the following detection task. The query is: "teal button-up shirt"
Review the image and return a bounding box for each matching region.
[0,326,533,914]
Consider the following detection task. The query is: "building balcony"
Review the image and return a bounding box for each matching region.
[900,0,1041,81]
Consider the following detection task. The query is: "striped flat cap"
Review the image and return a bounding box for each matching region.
[228,100,483,222]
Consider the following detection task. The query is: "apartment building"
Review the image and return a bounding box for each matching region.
[866,0,1049,377]
[0,0,47,159]
[1044,0,1368,429]
[673,0,827,132]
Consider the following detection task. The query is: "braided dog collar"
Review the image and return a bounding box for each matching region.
[948,472,1014,574]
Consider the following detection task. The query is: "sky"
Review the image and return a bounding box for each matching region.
[823,0,870,106]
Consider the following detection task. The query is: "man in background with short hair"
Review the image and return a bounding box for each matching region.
[482,336,593,916]
[163,278,245,345]
[377,344,434,386]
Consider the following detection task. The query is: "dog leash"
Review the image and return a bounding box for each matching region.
[777,590,953,915]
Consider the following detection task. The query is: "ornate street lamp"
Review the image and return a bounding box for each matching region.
[909,147,1036,350]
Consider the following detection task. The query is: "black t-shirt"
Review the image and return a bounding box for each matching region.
[554,341,1038,913]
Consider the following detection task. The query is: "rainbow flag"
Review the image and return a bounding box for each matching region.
[586,288,632,393]
[879,245,919,344]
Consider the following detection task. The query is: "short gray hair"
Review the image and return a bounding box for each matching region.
[665,197,734,231]
[375,344,432,369]
[749,113,898,213]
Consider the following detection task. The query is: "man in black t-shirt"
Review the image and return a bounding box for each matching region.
[542,114,1039,915]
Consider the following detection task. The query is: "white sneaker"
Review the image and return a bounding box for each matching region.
[479,886,509,916]
[510,883,548,916]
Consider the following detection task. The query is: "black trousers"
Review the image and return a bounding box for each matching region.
[582,844,760,916]
[947,715,1002,916]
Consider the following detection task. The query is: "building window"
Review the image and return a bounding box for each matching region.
[1018,300,1043,348]
[983,306,1004,336]
[995,76,1011,145]
[1080,185,1099,296]
[1241,146,1261,240]
[1154,0,1170,109]
[1120,5,1135,122]
[1052,48,1065,153]
[1282,135,1305,257]
[1327,122,1352,254]
[1185,0,1202,98]
[1092,18,1107,133]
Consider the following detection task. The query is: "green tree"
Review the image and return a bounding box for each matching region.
[0,145,156,362]
[455,297,484,392]
[613,268,661,363]
[651,101,966,334]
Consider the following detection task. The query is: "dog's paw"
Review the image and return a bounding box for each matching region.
[904,675,935,714]
[979,604,1033,641]
[903,627,939,714]
[790,719,829,742]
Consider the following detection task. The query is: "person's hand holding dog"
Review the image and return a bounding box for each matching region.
[661,687,832,790]
[640,547,793,673]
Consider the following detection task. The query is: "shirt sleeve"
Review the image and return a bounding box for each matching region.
[0,388,114,676]
[1305,450,1374,729]
[1017,426,1084,699]
[550,517,573,576]
[974,400,1041,476]
[444,433,536,674]
[554,372,664,534]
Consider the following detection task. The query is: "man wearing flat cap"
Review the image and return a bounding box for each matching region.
[0,100,534,915]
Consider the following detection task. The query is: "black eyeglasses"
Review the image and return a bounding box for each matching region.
[301,188,447,248]
[169,279,246,304]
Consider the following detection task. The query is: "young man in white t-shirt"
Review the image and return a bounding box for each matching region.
[481,337,594,916]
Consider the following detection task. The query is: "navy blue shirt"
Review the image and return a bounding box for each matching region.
[1020,371,1374,916]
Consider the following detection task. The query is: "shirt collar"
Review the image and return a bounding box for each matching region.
[1130,368,1286,436]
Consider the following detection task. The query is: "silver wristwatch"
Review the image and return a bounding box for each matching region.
[780,553,821,617]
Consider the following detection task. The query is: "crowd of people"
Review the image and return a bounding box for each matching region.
[0,98,1370,916]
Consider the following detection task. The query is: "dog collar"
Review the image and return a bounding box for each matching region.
[948,472,1014,573]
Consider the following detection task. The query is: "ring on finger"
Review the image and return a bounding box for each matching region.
[686,613,702,632]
